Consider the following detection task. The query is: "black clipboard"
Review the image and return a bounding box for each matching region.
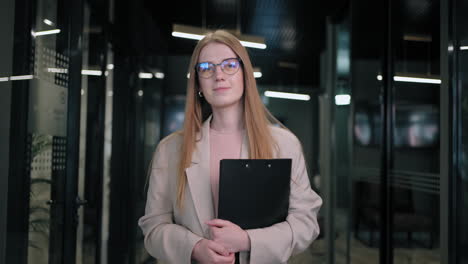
[217,159,292,229]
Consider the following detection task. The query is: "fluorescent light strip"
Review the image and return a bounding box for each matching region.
[394,76,441,84]
[43,19,54,26]
[172,31,266,49]
[239,41,267,49]
[460,46,468,50]
[376,75,440,84]
[32,29,61,37]
[10,75,33,80]
[172,31,204,40]
[139,72,153,79]
[81,70,102,76]
[155,72,165,79]
[253,72,262,78]
[0,77,9,82]
[335,94,351,105]
[264,91,310,101]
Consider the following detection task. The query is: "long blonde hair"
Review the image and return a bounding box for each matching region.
[177,30,282,208]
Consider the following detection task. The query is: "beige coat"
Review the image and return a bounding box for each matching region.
[138,116,322,264]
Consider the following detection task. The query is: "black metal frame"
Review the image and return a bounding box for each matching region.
[6,0,35,262]
[440,0,457,263]
[62,0,84,262]
[108,54,137,263]
[324,16,337,264]
[380,0,394,263]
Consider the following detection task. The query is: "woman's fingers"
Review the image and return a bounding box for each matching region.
[207,239,230,256]
[206,218,232,227]
[212,252,235,264]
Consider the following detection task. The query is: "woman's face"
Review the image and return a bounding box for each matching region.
[197,42,244,110]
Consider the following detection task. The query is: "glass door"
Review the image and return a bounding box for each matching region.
[390,0,441,263]
[27,2,68,263]
[5,0,84,263]
[349,1,386,263]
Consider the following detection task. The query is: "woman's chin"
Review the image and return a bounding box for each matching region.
[209,99,242,110]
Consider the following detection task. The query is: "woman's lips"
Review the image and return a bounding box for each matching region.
[214,87,230,92]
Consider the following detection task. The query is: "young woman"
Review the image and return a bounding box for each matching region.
[138,30,322,264]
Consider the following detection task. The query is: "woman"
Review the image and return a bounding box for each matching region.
[138,30,322,264]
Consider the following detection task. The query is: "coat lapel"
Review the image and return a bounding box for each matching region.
[185,116,214,237]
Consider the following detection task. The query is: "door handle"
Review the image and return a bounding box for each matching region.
[76,196,88,207]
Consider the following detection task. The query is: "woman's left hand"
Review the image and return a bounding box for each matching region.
[206,219,251,253]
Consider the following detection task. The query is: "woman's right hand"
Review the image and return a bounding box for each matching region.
[191,239,235,264]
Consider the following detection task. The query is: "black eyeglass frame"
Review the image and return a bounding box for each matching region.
[194,57,243,78]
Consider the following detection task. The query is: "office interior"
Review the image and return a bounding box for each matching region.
[0,0,467,263]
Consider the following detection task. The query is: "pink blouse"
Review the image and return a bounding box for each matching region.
[209,128,244,217]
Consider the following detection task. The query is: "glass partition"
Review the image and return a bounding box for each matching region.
[390,0,441,262]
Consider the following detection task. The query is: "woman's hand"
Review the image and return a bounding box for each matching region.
[191,238,235,264]
[206,219,251,253]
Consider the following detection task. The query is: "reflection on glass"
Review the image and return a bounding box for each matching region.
[28,134,53,264]
[354,111,372,146]
[162,96,186,138]
[393,108,439,148]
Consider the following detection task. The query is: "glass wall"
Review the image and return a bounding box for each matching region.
[349,0,385,262]
[390,0,440,262]
[3,0,84,263]
[333,19,352,264]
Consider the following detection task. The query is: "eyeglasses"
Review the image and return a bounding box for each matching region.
[195,58,242,79]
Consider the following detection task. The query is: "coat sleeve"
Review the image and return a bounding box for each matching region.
[138,142,203,264]
[245,138,322,264]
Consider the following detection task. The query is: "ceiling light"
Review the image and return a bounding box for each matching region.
[253,67,262,78]
[139,72,153,79]
[393,76,441,84]
[172,24,267,49]
[460,46,468,50]
[264,91,310,101]
[0,77,9,82]
[376,74,440,84]
[10,75,33,80]
[239,40,266,49]
[43,19,54,26]
[335,94,351,105]
[403,34,432,42]
[82,70,102,76]
[155,72,165,79]
[32,29,60,37]
[172,31,204,41]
